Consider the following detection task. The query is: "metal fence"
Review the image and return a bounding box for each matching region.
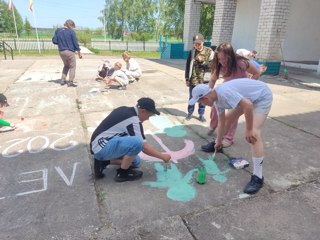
[91,40,159,51]
[0,38,160,52]
[1,38,57,51]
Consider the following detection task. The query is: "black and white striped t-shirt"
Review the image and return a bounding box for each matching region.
[90,106,145,154]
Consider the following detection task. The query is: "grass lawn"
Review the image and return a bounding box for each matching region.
[10,50,160,59]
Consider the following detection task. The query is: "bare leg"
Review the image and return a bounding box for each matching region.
[120,155,136,169]
[250,113,268,157]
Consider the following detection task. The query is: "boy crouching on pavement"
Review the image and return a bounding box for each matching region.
[105,62,129,90]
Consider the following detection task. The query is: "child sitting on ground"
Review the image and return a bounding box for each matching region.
[122,51,142,83]
[105,62,129,90]
[0,94,16,132]
[96,60,113,81]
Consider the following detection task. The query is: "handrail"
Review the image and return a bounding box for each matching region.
[0,40,14,60]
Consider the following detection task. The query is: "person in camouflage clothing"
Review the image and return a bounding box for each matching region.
[185,33,214,122]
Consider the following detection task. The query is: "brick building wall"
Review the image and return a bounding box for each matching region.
[211,0,237,46]
[255,0,290,60]
[183,0,201,51]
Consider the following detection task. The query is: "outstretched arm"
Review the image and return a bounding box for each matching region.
[246,61,260,80]
[143,142,171,163]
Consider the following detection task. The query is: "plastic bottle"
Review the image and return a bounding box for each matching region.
[283,68,288,79]
[196,167,206,184]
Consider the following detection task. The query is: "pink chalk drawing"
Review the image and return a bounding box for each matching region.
[139,130,195,163]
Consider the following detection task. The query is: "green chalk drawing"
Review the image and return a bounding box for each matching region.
[143,163,197,202]
[199,155,230,183]
[164,125,187,138]
[149,116,187,137]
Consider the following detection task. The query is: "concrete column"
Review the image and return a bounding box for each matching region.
[183,0,201,51]
[211,0,237,46]
[255,0,290,61]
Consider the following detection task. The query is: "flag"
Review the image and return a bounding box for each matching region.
[8,0,13,12]
[29,0,33,12]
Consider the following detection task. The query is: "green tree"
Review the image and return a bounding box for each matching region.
[77,28,91,46]
[200,3,215,40]
[158,0,185,38]
[0,0,23,35]
[24,18,32,36]
[101,0,157,40]
[99,0,213,41]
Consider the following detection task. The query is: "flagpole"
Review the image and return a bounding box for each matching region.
[31,7,41,53]
[11,5,21,54]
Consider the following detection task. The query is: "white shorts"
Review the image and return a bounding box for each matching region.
[253,88,273,115]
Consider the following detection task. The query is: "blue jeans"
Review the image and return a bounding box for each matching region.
[94,136,143,167]
[188,85,205,115]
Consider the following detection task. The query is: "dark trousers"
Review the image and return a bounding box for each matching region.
[187,85,205,115]
[59,50,76,81]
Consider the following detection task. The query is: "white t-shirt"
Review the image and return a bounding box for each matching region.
[214,78,271,114]
[236,49,251,58]
[126,58,142,74]
[112,70,129,85]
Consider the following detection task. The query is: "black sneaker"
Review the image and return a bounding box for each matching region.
[67,82,77,87]
[244,175,264,194]
[199,115,206,122]
[114,168,143,182]
[185,113,192,121]
[94,159,110,179]
[201,141,223,153]
[61,80,67,86]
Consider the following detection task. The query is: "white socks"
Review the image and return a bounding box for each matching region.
[252,157,264,179]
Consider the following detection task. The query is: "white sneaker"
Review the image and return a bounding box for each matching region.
[222,140,233,148]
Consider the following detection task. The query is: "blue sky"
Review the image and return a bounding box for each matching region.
[10,0,106,29]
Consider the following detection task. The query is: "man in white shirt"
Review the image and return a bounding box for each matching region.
[236,49,257,59]
[189,79,273,194]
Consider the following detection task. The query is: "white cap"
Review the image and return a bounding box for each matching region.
[188,84,211,105]
[103,59,111,68]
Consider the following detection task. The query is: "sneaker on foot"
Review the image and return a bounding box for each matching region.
[222,139,233,148]
[61,80,67,86]
[201,141,215,152]
[94,159,110,179]
[243,175,264,194]
[185,113,192,121]
[201,141,224,153]
[67,82,77,87]
[199,115,206,122]
[118,86,127,90]
[114,168,143,182]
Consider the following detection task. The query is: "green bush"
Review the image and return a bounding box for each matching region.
[88,47,100,54]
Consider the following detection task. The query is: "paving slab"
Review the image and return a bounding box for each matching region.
[183,181,320,240]
[103,215,194,240]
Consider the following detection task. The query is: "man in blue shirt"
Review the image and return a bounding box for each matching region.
[52,19,82,87]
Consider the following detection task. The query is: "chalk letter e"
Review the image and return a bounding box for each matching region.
[16,169,48,196]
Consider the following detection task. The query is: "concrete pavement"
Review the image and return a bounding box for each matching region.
[0,54,320,240]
